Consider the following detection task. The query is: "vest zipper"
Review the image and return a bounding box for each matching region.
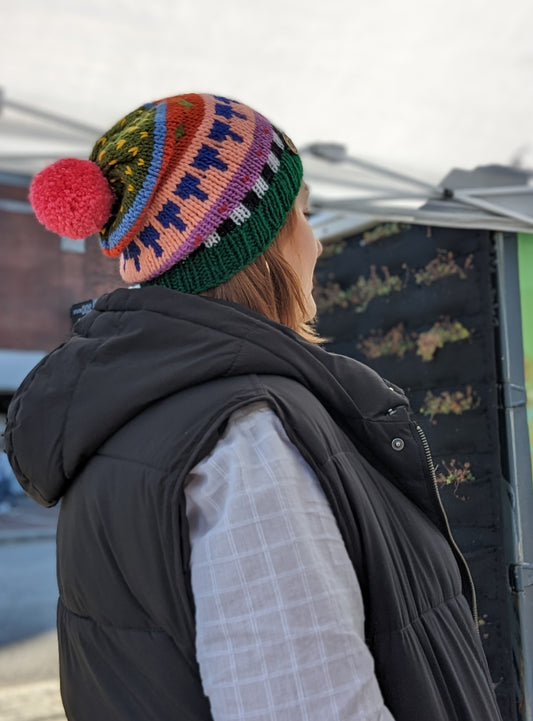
[415,423,479,630]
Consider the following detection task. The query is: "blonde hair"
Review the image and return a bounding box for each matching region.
[203,208,322,344]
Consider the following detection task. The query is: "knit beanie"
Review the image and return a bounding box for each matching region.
[29,93,303,293]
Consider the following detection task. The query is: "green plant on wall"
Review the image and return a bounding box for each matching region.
[414,251,474,286]
[320,238,347,259]
[358,323,416,359]
[416,318,471,361]
[435,459,476,499]
[361,223,411,246]
[349,265,404,312]
[357,319,472,363]
[420,386,480,422]
[314,280,351,313]
[477,614,490,640]
[315,266,404,315]
[315,248,475,318]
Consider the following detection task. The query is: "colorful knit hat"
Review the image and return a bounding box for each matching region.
[29,93,303,293]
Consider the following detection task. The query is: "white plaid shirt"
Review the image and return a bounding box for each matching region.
[185,403,395,721]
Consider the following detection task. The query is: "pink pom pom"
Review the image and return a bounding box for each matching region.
[29,158,114,238]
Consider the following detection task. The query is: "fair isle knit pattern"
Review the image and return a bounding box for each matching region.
[89,93,303,291]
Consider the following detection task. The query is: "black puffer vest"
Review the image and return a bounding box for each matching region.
[6,286,502,721]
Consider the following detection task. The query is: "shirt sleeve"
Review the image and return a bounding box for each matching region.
[184,402,395,721]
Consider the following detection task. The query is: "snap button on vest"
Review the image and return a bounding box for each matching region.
[392,437,405,451]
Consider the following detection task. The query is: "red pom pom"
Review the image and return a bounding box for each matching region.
[29,158,114,238]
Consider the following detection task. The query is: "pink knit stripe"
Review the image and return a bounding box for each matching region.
[122,97,270,284]
[145,98,226,222]
[152,114,272,277]
[183,113,272,250]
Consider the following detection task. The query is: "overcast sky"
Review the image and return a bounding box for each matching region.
[2,0,532,182]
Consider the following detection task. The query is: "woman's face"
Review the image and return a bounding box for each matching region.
[281,183,322,321]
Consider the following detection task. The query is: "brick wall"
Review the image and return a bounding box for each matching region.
[1,182,126,352]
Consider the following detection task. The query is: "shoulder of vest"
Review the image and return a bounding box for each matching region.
[97,373,348,484]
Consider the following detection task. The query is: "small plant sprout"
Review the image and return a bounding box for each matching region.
[358,323,416,360]
[416,318,471,362]
[420,386,480,422]
[314,281,350,313]
[360,223,411,246]
[348,265,404,313]
[314,266,404,314]
[320,238,347,259]
[414,251,474,286]
[477,614,490,641]
[435,459,476,498]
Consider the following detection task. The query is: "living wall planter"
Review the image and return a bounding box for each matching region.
[313,222,528,720]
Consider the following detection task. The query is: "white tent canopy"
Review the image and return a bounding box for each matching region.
[1,0,533,185]
[302,147,533,240]
[0,93,102,177]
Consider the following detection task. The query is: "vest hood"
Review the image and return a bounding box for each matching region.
[6,285,413,507]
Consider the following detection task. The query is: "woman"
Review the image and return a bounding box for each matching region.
[6,93,502,721]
